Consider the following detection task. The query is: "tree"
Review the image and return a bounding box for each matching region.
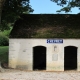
[51,0,80,13]
[0,0,34,31]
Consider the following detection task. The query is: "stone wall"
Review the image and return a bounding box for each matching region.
[9,39,80,71]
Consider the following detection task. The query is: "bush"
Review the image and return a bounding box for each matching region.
[0,20,10,31]
[2,30,11,37]
[0,34,9,46]
[1,27,12,37]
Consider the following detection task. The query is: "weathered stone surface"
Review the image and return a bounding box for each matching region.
[9,39,80,71]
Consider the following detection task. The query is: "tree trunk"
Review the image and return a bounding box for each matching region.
[0,11,1,24]
[0,0,6,24]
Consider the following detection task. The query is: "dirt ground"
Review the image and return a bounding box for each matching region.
[0,69,80,80]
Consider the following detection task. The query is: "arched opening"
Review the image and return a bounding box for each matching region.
[33,46,46,70]
[64,46,77,70]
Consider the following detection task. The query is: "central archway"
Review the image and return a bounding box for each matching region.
[64,46,77,70]
[33,46,46,70]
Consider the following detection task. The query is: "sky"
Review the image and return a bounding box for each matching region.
[30,0,80,14]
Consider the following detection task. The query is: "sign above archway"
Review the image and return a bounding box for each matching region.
[47,39,63,43]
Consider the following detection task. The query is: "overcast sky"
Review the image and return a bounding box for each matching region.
[30,0,80,14]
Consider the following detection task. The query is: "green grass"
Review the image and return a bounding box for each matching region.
[0,46,9,63]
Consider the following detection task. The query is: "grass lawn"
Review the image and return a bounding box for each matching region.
[0,46,9,64]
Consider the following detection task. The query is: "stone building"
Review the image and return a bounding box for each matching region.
[9,14,80,71]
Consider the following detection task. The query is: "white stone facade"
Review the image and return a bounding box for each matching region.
[9,39,80,71]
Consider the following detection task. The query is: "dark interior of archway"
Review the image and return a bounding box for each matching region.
[33,46,46,70]
[64,46,77,70]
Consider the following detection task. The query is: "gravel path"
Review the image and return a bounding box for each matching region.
[0,69,80,80]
